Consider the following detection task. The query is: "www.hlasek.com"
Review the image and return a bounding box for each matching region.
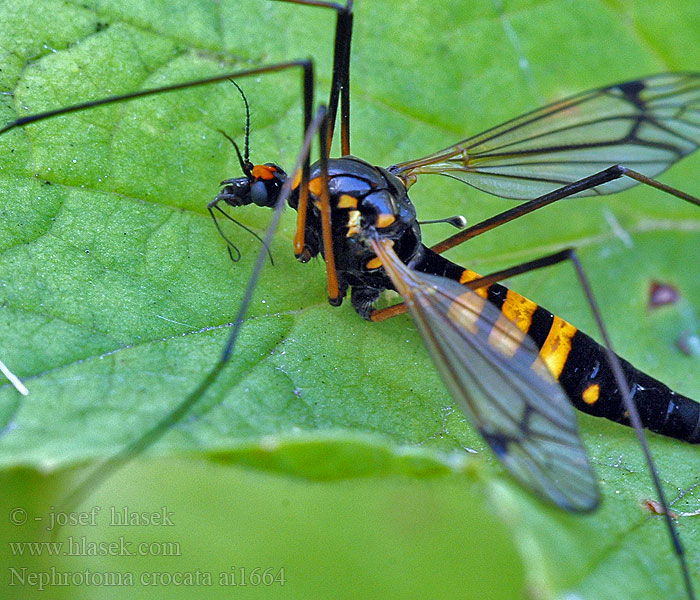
[9,536,181,557]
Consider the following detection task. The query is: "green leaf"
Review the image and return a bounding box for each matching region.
[1,1,699,599]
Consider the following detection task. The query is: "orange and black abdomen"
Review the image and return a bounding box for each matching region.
[414,247,700,443]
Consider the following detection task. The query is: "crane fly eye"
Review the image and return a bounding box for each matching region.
[250,180,269,205]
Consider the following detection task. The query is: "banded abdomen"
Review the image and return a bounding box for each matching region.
[413,247,700,443]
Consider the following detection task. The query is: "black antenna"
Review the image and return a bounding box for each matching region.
[0,61,312,135]
[217,128,252,179]
[209,82,273,264]
[228,80,252,165]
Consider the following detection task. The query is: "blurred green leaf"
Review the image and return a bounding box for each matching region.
[1,1,699,599]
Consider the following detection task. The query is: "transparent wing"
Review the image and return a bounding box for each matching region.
[370,238,600,512]
[391,73,700,199]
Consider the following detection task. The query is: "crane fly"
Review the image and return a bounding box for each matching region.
[1,1,699,598]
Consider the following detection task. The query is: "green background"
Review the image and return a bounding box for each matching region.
[1,0,699,598]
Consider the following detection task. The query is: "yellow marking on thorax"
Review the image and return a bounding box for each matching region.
[337,194,358,209]
[346,210,361,237]
[539,316,577,379]
[582,383,600,405]
[376,213,396,228]
[308,177,323,196]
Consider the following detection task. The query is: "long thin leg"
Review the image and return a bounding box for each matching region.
[0,61,313,135]
[432,165,700,255]
[293,63,316,259]
[58,106,330,515]
[468,248,696,600]
[273,0,353,154]
[271,2,354,259]
[337,1,353,155]
[268,2,348,297]
[374,164,700,321]
[317,104,341,302]
[317,0,353,154]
